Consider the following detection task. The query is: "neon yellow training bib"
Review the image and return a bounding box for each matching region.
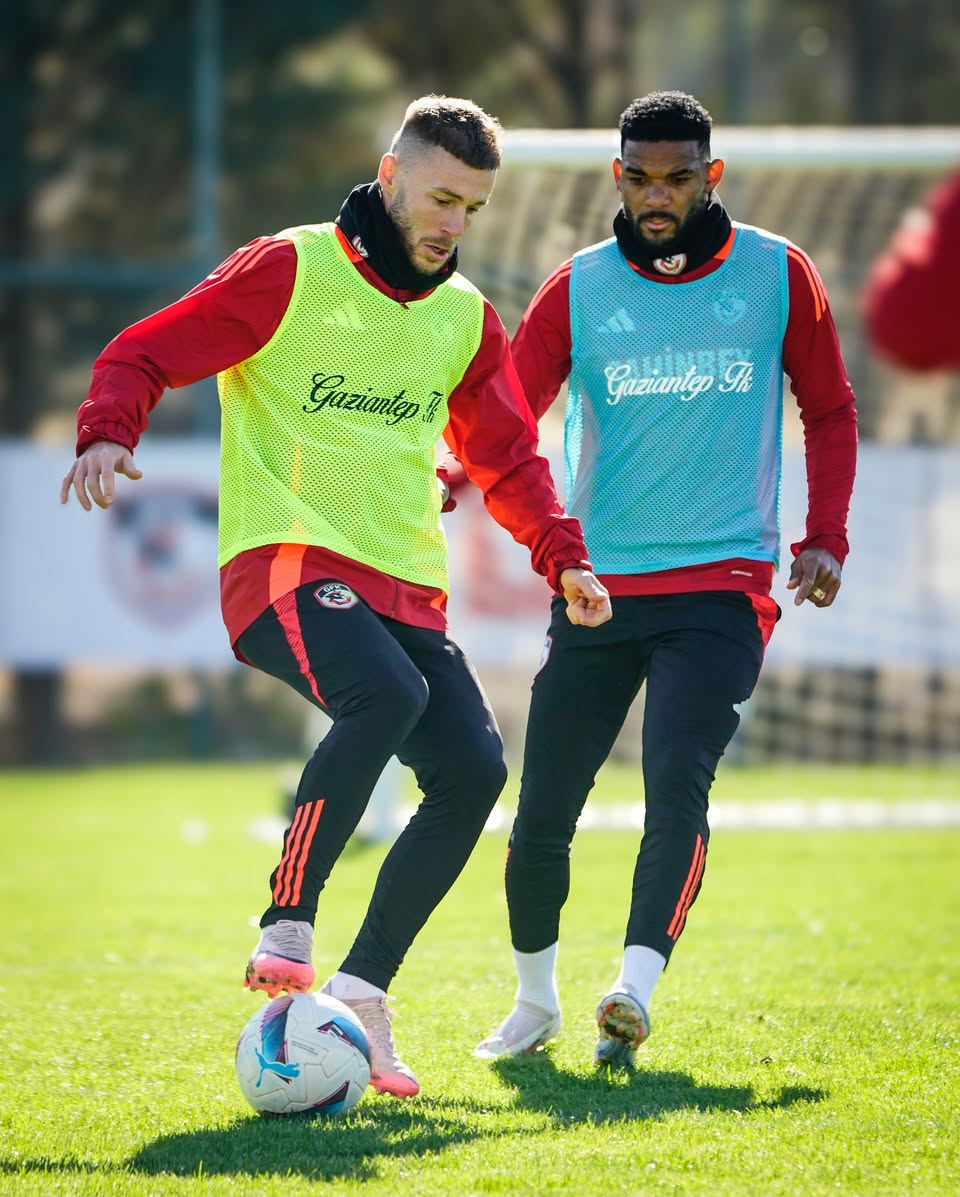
[217,224,484,592]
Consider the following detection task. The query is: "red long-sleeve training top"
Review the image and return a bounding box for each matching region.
[77,228,591,648]
[498,229,858,598]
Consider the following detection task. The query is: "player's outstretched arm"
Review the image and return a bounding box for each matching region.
[560,568,612,627]
[786,546,841,608]
[60,440,143,511]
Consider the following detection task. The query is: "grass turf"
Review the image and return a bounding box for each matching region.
[0,762,957,1195]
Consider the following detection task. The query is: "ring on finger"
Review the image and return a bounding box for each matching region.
[811,587,826,601]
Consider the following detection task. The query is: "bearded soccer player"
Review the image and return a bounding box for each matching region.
[60,95,611,1098]
[474,91,857,1069]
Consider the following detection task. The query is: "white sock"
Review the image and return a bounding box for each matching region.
[513,944,560,1013]
[613,945,666,1010]
[325,971,386,1001]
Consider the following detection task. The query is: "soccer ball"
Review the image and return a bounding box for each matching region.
[235,991,371,1116]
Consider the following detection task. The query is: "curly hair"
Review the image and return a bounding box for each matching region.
[619,91,713,158]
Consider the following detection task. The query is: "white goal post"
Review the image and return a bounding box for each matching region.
[502,125,960,169]
[460,126,960,763]
[470,124,960,354]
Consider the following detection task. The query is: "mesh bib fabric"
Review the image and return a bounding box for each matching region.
[217,224,484,590]
[567,222,789,574]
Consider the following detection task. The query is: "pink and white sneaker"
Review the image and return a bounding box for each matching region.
[322,985,419,1097]
[243,919,316,998]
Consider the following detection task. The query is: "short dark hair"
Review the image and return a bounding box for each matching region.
[619,91,713,158]
[391,95,502,171]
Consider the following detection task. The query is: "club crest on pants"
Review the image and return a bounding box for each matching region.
[314,582,359,610]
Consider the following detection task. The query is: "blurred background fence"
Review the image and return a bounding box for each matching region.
[2,0,959,766]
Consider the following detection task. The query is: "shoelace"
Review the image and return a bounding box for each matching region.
[349,997,400,1059]
[259,919,313,962]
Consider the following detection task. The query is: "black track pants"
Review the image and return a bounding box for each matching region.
[506,591,774,961]
[237,580,507,990]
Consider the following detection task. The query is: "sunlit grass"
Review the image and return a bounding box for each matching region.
[0,763,957,1195]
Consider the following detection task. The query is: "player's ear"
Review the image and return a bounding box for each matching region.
[378,152,398,200]
[613,158,623,190]
[706,158,724,192]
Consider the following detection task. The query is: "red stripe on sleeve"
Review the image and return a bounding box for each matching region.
[511,261,574,420]
[782,246,858,567]
[786,245,825,322]
[77,237,298,455]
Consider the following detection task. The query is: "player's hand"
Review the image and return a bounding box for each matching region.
[786,547,841,607]
[60,440,143,511]
[559,568,612,627]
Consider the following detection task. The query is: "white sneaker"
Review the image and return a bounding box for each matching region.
[474,1001,562,1059]
[322,984,419,1097]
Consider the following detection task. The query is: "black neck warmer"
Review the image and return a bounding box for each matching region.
[613,192,732,275]
[336,181,459,293]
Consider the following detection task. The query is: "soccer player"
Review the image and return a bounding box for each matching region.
[60,95,611,1098]
[861,166,960,372]
[473,91,857,1069]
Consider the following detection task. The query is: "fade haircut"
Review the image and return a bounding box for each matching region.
[391,95,502,172]
[619,91,713,159]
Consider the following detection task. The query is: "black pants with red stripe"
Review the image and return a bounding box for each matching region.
[237,580,507,991]
[506,591,776,962]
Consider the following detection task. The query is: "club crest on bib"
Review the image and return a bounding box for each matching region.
[314,582,359,610]
[713,287,747,325]
[653,254,686,275]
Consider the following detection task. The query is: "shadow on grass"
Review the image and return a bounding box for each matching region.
[133,1104,484,1182]
[0,1062,828,1184]
[491,1050,827,1122]
[0,1097,498,1185]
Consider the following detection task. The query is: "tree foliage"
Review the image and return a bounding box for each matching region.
[1,0,958,435]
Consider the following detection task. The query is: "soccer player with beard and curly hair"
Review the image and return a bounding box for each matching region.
[474,91,857,1071]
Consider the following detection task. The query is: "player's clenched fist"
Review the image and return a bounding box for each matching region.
[560,568,612,627]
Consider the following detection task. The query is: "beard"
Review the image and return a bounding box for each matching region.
[389,189,451,277]
[626,192,709,258]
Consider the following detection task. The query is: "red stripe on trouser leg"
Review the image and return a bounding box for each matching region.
[747,593,779,651]
[287,799,323,907]
[274,803,309,905]
[274,799,324,906]
[275,590,326,707]
[667,833,705,941]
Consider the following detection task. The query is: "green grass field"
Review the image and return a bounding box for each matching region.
[1,762,958,1195]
